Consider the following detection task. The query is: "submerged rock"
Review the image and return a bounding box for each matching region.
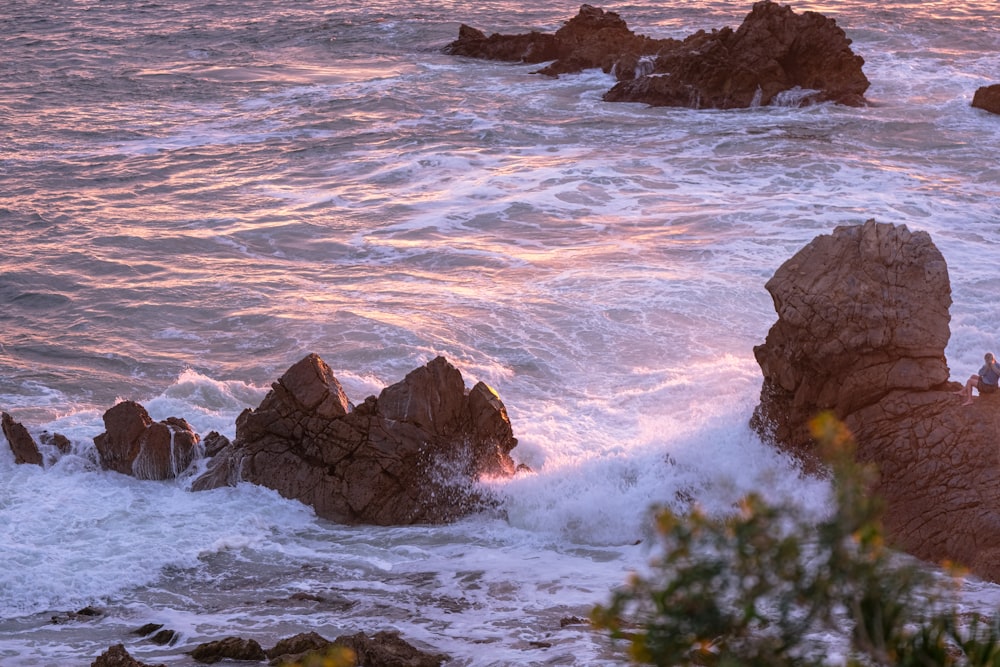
[972,83,1000,115]
[93,401,200,480]
[193,354,520,525]
[445,1,868,109]
[2,411,43,465]
[752,219,1000,581]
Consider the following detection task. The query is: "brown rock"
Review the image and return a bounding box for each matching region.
[2,412,43,465]
[192,354,520,525]
[751,219,1000,580]
[605,1,869,108]
[972,83,1000,115]
[90,644,166,667]
[266,631,331,661]
[94,401,200,480]
[189,636,266,664]
[446,2,868,109]
[332,631,448,667]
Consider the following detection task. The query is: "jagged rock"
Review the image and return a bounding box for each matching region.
[91,644,166,667]
[605,1,869,108]
[752,219,1000,581]
[446,2,868,109]
[93,401,200,480]
[2,412,43,465]
[972,83,1000,115]
[445,4,674,78]
[189,636,266,664]
[193,354,519,525]
[332,631,448,667]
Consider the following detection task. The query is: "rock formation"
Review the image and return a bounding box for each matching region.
[445,2,869,109]
[93,401,201,480]
[91,644,166,667]
[972,83,1000,115]
[193,354,520,525]
[2,412,43,465]
[752,219,1000,581]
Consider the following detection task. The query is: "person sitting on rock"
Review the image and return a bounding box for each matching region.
[954,352,1000,406]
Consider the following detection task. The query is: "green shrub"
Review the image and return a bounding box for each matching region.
[592,412,1000,666]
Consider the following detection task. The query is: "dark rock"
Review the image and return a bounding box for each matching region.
[266,631,331,660]
[972,83,1000,115]
[446,2,868,109]
[93,401,200,480]
[192,354,520,525]
[189,636,266,664]
[605,1,869,108]
[39,430,72,454]
[752,219,1000,581]
[445,4,673,78]
[2,412,42,465]
[332,631,448,667]
[91,644,166,667]
[133,623,164,637]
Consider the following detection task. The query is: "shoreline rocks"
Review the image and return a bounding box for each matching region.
[445,1,870,109]
[193,354,521,525]
[751,220,1000,581]
[2,354,523,527]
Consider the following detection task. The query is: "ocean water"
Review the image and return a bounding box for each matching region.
[1,0,999,664]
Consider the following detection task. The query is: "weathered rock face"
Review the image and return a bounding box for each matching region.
[752,220,951,448]
[446,2,868,109]
[93,401,201,480]
[752,220,1000,580]
[193,354,519,525]
[972,84,1000,115]
[2,412,43,465]
[606,1,869,108]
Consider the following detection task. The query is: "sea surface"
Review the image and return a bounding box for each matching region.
[1,1,999,665]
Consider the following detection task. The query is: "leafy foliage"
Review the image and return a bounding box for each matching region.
[592,412,1000,666]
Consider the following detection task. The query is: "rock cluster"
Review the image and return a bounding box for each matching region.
[3,355,521,527]
[752,220,1000,581]
[92,629,447,667]
[445,1,870,109]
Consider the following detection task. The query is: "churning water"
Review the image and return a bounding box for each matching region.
[1,1,999,664]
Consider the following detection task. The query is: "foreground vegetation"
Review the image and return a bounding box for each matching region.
[593,413,1000,666]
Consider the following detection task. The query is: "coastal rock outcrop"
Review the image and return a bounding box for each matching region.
[752,219,1000,580]
[445,1,869,109]
[93,401,201,480]
[193,354,520,525]
[91,644,166,667]
[972,83,1000,115]
[2,412,43,465]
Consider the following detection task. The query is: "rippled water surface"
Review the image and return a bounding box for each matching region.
[1,1,999,665]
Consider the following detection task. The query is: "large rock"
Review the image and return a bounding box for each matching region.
[605,1,869,108]
[93,401,200,480]
[752,220,1000,580]
[193,354,520,525]
[444,4,671,78]
[445,2,868,109]
[972,83,1000,115]
[2,412,43,465]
